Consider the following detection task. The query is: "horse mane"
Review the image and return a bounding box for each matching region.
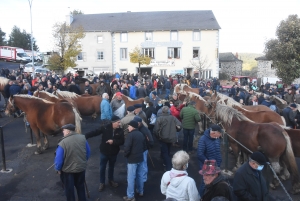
[215,104,254,126]
[56,91,80,99]
[188,92,206,102]
[34,91,60,100]
[14,94,54,104]
[0,77,10,86]
[271,95,287,105]
[217,93,243,107]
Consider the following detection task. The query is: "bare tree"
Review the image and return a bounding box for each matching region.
[189,52,212,79]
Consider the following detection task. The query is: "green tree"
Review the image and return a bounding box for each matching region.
[265,15,300,84]
[129,46,151,74]
[8,25,39,50]
[0,27,6,46]
[70,9,83,15]
[48,22,85,71]
[189,51,211,79]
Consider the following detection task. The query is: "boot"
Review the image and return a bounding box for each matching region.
[109,180,119,188]
[98,183,105,192]
[123,196,135,201]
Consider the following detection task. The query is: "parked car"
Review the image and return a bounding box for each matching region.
[24,62,43,73]
[34,68,50,75]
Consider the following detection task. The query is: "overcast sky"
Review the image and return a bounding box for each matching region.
[1,0,300,53]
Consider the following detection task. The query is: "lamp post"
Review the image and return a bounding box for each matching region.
[28,0,34,66]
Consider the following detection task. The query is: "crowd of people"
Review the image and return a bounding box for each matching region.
[2,67,286,201]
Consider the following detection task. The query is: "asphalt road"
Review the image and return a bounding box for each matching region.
[0,62,299,200]
[0,61,20,71]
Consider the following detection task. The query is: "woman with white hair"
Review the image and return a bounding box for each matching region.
[160,150,200,201]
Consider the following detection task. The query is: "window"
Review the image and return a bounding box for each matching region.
[143,48,155,59]
[193,47,199,58]
[97,36,103,43]
[160,69,167,76]
[77,52,83,61]
[120,48,127,60]
[168,48,181,59]
[121,33,128,42]
[170,31,178,41]
[97,51,104,60]
[193,31,200,41]
[271,64,274,69]
[145,32,152,41]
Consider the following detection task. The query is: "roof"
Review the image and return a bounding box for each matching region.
[71,10,221,32]
[219,52,242,62]
[255,56,268,61]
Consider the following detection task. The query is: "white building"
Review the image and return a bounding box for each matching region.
[69,10,221,78]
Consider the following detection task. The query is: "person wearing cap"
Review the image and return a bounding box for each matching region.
[96,81,108,96]
[197,124,222,196]
[85,115,124,192]
[110,92,126,119]
[123,120,147,201]
[180,101,201,154]
[154,106,181,171]
[282,103,298,128]
[101,93,112,120]
[54,124,91,201]
[134,116,154,182]
[160,150,199,201]
[134,103,147,123]
[199,159,232,201]
[233,151,269,201]
[150,91,161,107]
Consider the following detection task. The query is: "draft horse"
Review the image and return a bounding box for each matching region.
[5,95,81,154]
[209,103,300,194]
[112,94,144,108]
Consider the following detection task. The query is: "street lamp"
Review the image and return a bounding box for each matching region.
[28,0,34,66]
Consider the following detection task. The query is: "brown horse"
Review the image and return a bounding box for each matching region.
[174,84,213,96]
[208,103,300,193]
[231,104,285,125]
[78,82,112,96]
[285,128,300,158]
[112,94,144,108]
[5,95,81,154]
[56,91,101,118]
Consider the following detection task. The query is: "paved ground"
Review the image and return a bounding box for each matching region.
[0,61,299,200]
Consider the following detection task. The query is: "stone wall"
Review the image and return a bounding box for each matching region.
[257,60,276,78]
[220,61,242,77]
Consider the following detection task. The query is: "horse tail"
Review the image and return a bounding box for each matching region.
[73,107,82,133]
[281,131,300,186]
[281,116,286,126]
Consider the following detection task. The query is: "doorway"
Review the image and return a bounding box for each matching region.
[137,67,152,75]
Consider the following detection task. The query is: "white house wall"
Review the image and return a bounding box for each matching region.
[114,30,219,77]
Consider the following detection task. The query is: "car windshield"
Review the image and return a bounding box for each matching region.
[17,53,28,57]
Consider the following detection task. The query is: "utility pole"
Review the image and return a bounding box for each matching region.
[28,0,34,66]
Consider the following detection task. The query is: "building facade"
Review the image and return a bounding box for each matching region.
[219,52,243,77]
[69,10,221,78]
[255,56,276,78]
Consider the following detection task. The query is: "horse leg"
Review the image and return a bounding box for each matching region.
[31,126,42,155]
[91,112,97,120]
[42,133,49,150]
[230,143,240,172]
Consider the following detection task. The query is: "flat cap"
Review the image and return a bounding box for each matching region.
[134,104,142,108]
[133,116,142,123]
[210,124,222,133]
[127,106,135,112]
[290,103,297,108]
[61,124,76,131]
[250,151,267,165]
[128,120,138,129]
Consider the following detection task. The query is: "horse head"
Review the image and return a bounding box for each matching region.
[5,96,16,116]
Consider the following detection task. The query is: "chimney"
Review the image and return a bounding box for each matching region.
[235,52,239,59]
[66,14,73,26]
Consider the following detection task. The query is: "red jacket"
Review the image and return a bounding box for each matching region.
[170,105,181,121]
[153,80,157,89]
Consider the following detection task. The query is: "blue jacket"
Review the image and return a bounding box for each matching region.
[100,99,112,120]
[261,100,271,107]
[197,129,222,170]
[129,86,137,100]
[9,84,21,96]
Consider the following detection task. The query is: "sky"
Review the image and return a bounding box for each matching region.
[1,0,300,53]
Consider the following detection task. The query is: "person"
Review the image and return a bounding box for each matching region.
[9,80,22,96]
[294,90,300,104]
[282,103,298,128]
[199,160,232,201]
[85,115,124,191]
[154,106,181,171]
[54,124,91,201]
[110,92,126,119]
[123,120,146,201]
[269,101,279,114]
[137,83,147,99]
[180,101,201,154]
[68,81,80,95]
[284,89,294,104]
[164,78,171,99]
[84,81,93,95]
[59,81,68,91]
[134,116,153,183]
[100,93,112,120]
[111,84,120,96]
[197,124,222,196]
[160,150,199,201]
[150,91,161,107]
[96,81,108,96]
[233,151,269,201]
[134,103,147,123]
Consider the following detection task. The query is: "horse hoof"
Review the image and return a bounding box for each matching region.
[34,151,42,155]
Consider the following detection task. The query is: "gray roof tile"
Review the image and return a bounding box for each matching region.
[71,10,221,32]
[219,52,242,62]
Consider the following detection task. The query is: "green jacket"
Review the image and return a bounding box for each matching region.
[180,105,201,129]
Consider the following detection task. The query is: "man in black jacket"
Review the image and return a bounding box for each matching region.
[123,120,146,201]
[282,103,298,128]
[85,115,124,192]
[233,151,269,201]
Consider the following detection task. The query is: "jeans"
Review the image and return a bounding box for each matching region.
[127,162,144,198]
[183,128,195,152]
[165,89,170,99]
[160,141,172,171]
[142,150,148,182]
[158,88,162,95]
[199,177,205,197]
[192,84,197,88]
[100,153,117,183]
[61,171,86,201]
